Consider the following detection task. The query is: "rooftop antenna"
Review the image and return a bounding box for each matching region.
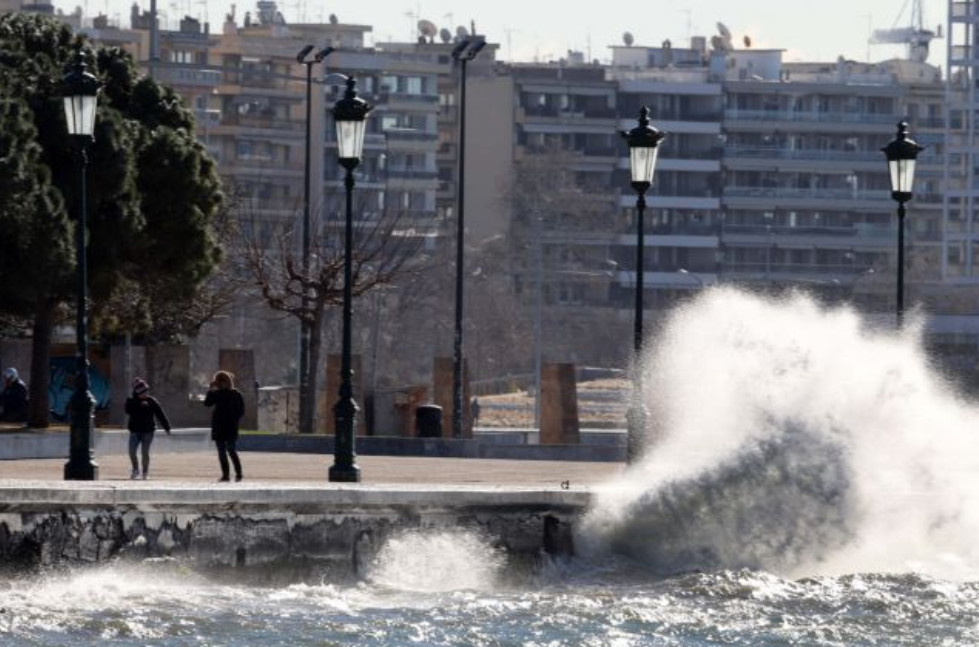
[680,9,692,41]
[504,27,519,60]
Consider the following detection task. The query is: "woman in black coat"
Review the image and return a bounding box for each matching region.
[125,378,171,480]
[204,370,245,482]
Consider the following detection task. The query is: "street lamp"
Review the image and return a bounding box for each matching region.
[61,51,100,481]
[450,35,487,439]
[296,45,335,435]
[620,106,665,464]
[329,76,372,483]
[881,121,922,328]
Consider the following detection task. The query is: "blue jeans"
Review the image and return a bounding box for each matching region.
[215,438,242,479]
[128,431,154,475]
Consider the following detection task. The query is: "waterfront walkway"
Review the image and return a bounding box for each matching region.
[0,450,625,487]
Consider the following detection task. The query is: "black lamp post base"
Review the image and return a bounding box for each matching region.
[65,387,98,481]
[328,464,361,482]
[64,459,99,481]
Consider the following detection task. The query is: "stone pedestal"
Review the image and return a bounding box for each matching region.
[540,363,579,445]
[433,356,471,438]
[218,348,257,430]
[323,354,366,436]
[257,386,297,434]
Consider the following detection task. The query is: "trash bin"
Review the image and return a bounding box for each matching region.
[415,404,443,438]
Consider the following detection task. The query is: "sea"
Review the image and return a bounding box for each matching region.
[4,288,979,646]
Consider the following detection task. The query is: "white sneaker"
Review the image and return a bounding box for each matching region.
[130,469,139,480]
[141,472,148,480]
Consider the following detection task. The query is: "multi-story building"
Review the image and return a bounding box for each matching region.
[14,0,979,384]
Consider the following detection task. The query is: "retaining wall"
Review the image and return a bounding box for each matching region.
[0,484,587,578]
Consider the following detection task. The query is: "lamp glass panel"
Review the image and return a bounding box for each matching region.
[336,119,366,160]
[629,146,659,184]
[64,94,97,136]
[889,158,916,193]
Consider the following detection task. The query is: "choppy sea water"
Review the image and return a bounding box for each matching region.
[7,289,979,645]
[2,558,979,646]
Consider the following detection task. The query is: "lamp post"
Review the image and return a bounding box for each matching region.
[450,35,486,439]
[329,76,372,483]
[61,52,100,481]
[296,45,334,435]
[620,106,665,463]
[881,121,922,329]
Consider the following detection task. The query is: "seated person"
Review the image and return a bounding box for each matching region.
[0,367,28,422]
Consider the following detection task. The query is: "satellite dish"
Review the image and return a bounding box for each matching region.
[418,19,437,38]
[717,22,732,40]
[329,13,337,24]
[439,27,452,43]
[743,35,752,47]
[622,31,634,46]
[456,25,469,39]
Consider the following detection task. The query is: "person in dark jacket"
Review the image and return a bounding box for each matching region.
[124,378,171,480]
[204,370,245,482]
[0,367,29,423]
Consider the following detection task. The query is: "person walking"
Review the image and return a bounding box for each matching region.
[0,367,28,422]
[124,378,171,480]
[204,370,245,482]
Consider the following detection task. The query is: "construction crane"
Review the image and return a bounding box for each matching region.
[869,0,941,63]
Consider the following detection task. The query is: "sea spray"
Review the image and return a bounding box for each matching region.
[582,288,979,579]
[364,529,506,592]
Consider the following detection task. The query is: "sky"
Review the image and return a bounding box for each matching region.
[55,0,946,67]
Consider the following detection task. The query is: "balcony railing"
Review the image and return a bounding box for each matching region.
[725,146,881,162]
[724,109,896,125]
[725,186,890,201]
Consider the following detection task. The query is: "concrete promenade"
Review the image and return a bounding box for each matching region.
[0,450,625,486]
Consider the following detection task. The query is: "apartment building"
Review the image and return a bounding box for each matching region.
[15,0,979,382]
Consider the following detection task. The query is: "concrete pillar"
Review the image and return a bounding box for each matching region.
[323,353,366,436]
[540,362,579,445]
[218,348,257,430]
[433,357,471,439]
[145,344,191,425]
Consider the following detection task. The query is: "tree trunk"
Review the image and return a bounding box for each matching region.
[302,307,324,434]
[27,300,56,428]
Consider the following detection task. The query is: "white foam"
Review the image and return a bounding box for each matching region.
[582,288,979,579]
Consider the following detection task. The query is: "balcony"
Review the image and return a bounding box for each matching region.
[386,166,438,180]
[725,109,896,125]
[724,146,881,163]
[725,186,890,201]
[152,65,221,88]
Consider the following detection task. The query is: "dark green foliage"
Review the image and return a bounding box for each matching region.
[0,12,224,338]
[0,12,225,424]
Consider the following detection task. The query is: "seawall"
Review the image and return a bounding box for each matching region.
[0,483,590,579]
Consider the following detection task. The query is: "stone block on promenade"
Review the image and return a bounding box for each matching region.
[323,353,366,436]
[432,357,472,438]
[258,385,297,434]
[540,362,580,445]
[218,348,257,429]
